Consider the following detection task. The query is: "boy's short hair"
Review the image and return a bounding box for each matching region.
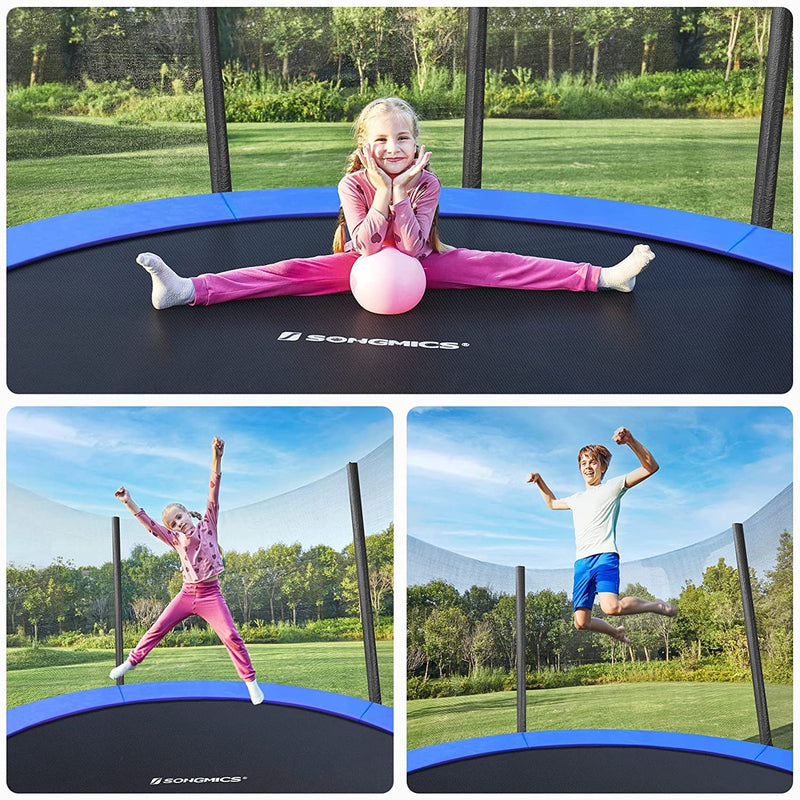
[577,444,612,475]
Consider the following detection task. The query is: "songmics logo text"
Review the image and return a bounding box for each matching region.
[278,332,468,350]
[150,776,247,785]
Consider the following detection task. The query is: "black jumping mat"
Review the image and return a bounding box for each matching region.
[7,216,791,393]
[8,699,392,793]
[407,745,792,793]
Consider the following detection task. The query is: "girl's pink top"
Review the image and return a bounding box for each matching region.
[133,471,224,583]
[337,169,441,259]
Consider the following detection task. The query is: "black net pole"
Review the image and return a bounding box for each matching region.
[112,516,124,685]
[462,8,487,188]
[347,462,381,704]
[516,565,526,732]
[197,8,232,193]
[732,522,772,746]
[751,7,792,228]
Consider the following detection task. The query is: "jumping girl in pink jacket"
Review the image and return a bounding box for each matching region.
[136,97,654,309]
[111,437,263,705]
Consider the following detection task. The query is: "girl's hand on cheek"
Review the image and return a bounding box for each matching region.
[359,144,392,191]
[393,146,431,190]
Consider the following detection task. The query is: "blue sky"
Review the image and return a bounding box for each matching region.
[7,406,392,516]
[408,406,792,569]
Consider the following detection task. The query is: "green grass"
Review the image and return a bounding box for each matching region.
[7,641,393,708]
[7,117,792,232]
[408,682,792,751]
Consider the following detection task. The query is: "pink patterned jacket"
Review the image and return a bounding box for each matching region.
[134,472,224,583]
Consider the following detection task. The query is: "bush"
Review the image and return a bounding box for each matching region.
[116,93,205,123]
[6,632,30,648]
[32,617,392,650]
[9,69,789,126]
[70,79,143,116]
[224,81,345,123]
[7,82,81,116]
[406,657,786,700]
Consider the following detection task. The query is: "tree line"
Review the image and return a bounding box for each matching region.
[8,7,776,91]
[7,526,393,642]
[408,531,792,683]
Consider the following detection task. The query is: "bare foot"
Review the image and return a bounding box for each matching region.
[656,600,678,617]
[612,625,632,645]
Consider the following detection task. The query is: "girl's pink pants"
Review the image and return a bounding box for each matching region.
[190,248,600,304]
[127,580,255,682]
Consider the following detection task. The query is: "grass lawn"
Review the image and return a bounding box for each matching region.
[7,640,393,708]
[407,682,793,751]
[7,116,792,232]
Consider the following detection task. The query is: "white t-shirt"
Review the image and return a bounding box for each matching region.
[563,474,628,560]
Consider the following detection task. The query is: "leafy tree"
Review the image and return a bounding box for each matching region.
[526,589,565,670]
[693,7,745,80]
[331,8,392,93]
[400,8,460,91]
[123,545,180,606]
[342,526,394,620]
[22,578,47,642]
[760,530,792,666]
[6,8,59,85]
[221,550,266,623]
[615,582,664,662]
[303,544,345,620]
[486,594,517,671]
[748,8,772,82]
[7,566,33,632]
[283,560,307,626]
[262,542,302,623]
[465,619,496,674]
[259,8,325,83]
[631,8,673,74]
[576,7,635,82]
[423,606,469,677]
[461,585,499,624]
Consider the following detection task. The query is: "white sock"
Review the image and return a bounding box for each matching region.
[109,659,136,680]
[598,244,655,292]
[245,679,264,705]
[136,252,195,309]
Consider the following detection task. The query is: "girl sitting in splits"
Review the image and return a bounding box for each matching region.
[136,96,654,309]
[111,437,264,705]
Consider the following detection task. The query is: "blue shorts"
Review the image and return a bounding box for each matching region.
[572,552,620,611]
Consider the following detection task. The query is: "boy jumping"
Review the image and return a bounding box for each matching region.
[527,427,677,645]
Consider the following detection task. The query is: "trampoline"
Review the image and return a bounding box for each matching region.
[6,187,792,394]
[407,729,792,793]
[7,680,393,793]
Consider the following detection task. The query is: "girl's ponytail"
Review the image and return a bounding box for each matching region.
[427,204,444,253]
[332,150,363,253]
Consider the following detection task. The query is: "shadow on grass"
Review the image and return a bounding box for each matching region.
[8,116,205,160]
[744,723,793,751]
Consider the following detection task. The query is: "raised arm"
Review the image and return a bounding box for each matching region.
[613,427,659,487]
[526,473,570,510]
[115,486,176,544]
[114,486,141,516]
[208,436,223,509]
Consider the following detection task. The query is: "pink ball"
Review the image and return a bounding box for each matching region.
[350,247,427,315]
